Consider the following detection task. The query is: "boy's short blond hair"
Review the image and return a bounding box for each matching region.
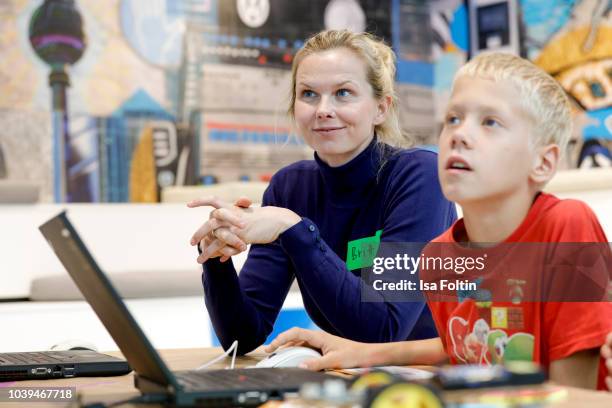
[455,52,572,152]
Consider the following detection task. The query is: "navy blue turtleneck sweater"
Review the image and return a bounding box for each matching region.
[202,140,457,354]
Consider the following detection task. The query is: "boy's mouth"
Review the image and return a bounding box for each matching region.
[445,157,472,171]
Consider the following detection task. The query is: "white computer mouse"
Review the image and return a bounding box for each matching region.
[255,346,322,368]
[50,339,98,352]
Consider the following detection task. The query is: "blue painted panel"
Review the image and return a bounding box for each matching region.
[211,308,318,347]
[450,4,469,52]
[397,59,434,86]
[583,107,612,141]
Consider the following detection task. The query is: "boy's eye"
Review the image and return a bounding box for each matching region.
[336,88,351,97]
[446,115,460,125]
[301,90,316,98]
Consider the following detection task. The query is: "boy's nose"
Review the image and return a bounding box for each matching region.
[450,129,471,149]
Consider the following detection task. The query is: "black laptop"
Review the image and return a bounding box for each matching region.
[0,350,130,381]
[39,211,338,407]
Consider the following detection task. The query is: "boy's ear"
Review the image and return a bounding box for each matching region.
[530,143,560,184]
[373,95,392,126]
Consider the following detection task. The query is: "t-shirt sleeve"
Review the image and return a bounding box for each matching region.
[545,199,609,242]
[544,302,612,362]
[541,200,612,387]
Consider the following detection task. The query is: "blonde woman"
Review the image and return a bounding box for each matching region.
[189,30,456,354]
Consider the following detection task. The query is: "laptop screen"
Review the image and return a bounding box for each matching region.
[39,211,178,389]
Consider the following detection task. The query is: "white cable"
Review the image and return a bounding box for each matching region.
[196,340,238,370]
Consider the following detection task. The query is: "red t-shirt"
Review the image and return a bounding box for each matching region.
[423,193,612,389]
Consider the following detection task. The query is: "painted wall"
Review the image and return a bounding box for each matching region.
[0,0,609,203]
[525,0,611,168]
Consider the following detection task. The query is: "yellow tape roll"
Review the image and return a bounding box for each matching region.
[350,371,397,392]
[367,382,444,408]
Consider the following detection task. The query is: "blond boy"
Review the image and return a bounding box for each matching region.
[266,53,612,390]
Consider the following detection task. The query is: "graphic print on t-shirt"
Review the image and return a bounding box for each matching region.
[448,304,534,365]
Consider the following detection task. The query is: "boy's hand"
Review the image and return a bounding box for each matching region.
[264,328,377,371]
[601,332,612,391]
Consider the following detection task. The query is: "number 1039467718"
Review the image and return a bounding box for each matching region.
[2,387,76,402]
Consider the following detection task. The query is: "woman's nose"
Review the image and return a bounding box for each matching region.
[316,97,336,119]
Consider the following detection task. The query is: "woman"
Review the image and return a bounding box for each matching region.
[189,30,456,354]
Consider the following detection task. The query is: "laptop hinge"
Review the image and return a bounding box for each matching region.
[134,373,177,395]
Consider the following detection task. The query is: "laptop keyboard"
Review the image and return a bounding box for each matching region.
[177,369,271,389]
[176,368,332,391]
[0,352,64,365]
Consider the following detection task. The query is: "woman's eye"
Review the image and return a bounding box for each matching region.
[301,90,316,98]
[336,89,351,97]
[483,118,500,127]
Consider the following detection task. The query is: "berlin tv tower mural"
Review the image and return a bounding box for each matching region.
[29,0,86,202]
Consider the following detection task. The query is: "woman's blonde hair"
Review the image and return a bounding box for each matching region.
[455,52,572,152]
[288,29,407,147]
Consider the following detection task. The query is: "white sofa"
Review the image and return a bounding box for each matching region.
[0,203,305,352]
[0,204,211,351]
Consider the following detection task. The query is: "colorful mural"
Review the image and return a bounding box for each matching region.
[528,0,611,167]
[0,0,609,203]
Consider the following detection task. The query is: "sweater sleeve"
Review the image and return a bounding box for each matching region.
[279,150,457,342]
[202,185,294,354]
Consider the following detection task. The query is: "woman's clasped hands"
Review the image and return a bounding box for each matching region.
[188,196,302,263]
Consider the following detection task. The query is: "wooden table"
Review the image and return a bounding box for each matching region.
[1,348,611,407]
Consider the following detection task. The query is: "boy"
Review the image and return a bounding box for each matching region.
[265,52,612,390]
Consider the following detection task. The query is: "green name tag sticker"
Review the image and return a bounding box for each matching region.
[346,230,382,270]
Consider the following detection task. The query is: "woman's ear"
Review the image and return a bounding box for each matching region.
[530,143,560,185]
[373,95,392,126]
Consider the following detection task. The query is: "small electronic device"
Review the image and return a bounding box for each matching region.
[254,346,322,369]
[0,350,130,381]
[468,0,521,57]
[435,362,545,390]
